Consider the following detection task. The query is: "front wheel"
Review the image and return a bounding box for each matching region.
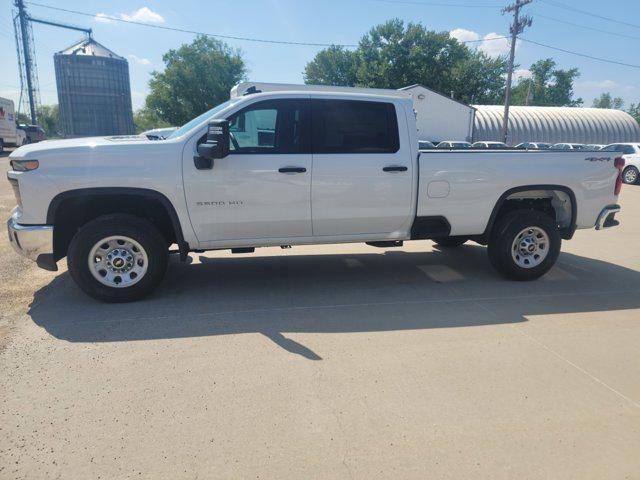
[488,210,561,281]
[67,214,169,302]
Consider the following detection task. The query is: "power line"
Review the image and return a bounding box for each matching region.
[533,11,640,41]
[519,37,640,69]
[24,1,510,48]
[25,1,359,47]
[370,0,503,7]
[539,0,640,30]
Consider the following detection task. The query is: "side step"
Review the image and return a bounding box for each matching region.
[366,241,404,248]
[231,247,255,254]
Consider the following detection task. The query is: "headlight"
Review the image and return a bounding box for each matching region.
[10,159,39,171]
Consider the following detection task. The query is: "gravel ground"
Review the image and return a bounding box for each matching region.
[1,151,639,479]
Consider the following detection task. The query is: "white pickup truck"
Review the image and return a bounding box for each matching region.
[7,83,624,302]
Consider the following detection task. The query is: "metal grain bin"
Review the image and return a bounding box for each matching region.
[54,37,134,137]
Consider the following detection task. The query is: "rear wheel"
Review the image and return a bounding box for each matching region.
[488,209,561,281]
[623,166,639,185]
[433,237,467,248]
[67,214,169,302]
[0,139,4,153]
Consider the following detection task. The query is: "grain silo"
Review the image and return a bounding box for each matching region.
[54,37,134,137]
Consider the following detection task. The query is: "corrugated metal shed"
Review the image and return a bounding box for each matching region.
[472,105,640,145]
[55,37,134,137]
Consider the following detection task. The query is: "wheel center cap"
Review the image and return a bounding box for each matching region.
[528,244,536,253]
[113,257,125,268]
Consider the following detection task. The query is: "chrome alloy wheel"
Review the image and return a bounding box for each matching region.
[88,236,148,288]
[511,226,550,269]
[624,168,638,184]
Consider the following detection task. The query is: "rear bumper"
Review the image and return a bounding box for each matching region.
[595,204,621,230]
[7,213,57,271]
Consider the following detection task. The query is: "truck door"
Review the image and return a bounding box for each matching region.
[183,98,312,243]
[310,98,414,236]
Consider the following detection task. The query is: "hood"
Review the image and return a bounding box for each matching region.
[9,135,152,159]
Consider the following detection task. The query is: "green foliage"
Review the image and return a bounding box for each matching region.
[303,45,358,86]
[145,36,246,126]
[592,92,625,110]
[627,103,640,124]
[16,105,60,137]
[37,105,60,138]
[15,111,31,125]
[511,59,582,107]
[133,108,172,133]
[303,19,508,104]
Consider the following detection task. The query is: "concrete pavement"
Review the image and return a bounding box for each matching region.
[1,156,639,479]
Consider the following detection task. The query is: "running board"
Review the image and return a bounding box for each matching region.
[366,241,404,248]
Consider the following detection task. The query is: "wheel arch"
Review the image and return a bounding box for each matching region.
[47,187,189,261]
[483,184,577,241]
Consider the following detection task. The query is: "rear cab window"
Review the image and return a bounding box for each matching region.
[311,99,399,154]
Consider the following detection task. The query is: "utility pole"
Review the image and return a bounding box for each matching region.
[501,0,532,144]
[15,0,37,124]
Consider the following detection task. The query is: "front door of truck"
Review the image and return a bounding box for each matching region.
[183,98,312,244]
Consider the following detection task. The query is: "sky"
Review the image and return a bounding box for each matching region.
[1,0,639,116]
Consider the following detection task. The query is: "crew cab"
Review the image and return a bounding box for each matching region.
[7,83,625,302]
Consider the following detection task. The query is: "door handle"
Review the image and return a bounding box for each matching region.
[278,167,307,173]
[383,166,408,172]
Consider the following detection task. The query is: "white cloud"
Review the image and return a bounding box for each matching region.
[94,7,164,25]
[478,32,511,57]
[514,69,532,81]
[128,54,152,66]
[449,28,481,44]
[121,7,164,24]
[450,28,511,57]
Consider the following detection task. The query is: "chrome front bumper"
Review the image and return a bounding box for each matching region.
[595,205,621,231]
[7,215,57,271]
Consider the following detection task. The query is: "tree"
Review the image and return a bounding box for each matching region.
[303,45,358,86]
[37,105,60,137]
[145,36,246,126]
[133,108,172,133]
[16,105,61,137]
[511,58,582,107]
[592,92,624,110]
[628,103,640,124]
[303,19,508,104]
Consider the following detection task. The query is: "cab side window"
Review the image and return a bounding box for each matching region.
[227,99,309,154]
[311,99,399,154]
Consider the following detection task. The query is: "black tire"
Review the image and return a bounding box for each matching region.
[623,166,639,185]
[0,139,4,154]
[434,237,468,248]
[487,209,561,281]
[67,214,169,302]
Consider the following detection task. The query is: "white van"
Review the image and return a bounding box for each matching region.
[0,97,25,153]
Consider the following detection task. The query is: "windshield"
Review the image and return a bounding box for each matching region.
[167,98,240,139]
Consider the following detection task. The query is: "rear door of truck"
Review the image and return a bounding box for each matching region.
[310,96,415,236]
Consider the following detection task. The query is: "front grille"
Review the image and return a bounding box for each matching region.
[7,176,21,207]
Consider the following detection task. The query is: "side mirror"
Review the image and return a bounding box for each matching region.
[194,120,230,169]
